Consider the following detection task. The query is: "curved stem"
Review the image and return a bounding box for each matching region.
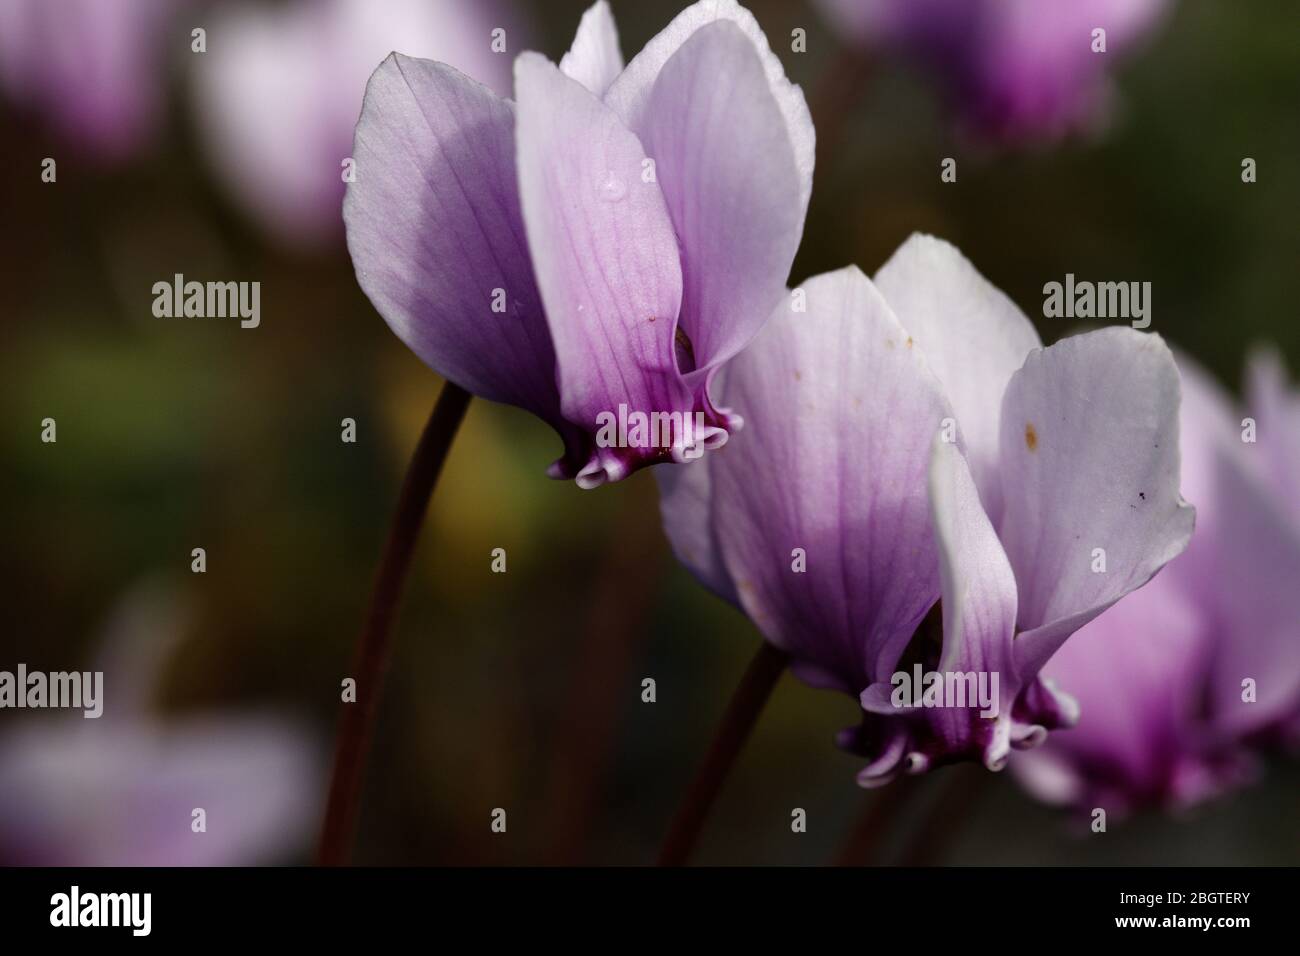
[833,775,919,867]
[656,640,789,866]
[317,382,471,866]
[896,764,984,866]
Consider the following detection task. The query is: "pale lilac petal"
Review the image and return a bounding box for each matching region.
[1205,446,1300,737]
[704,269,949,694]
[998,328,1195,676]
[560,0,623,98]
[923,438,1020,766]
[1245,348,1300,528]
[639,20,804,378]
[874,233,1042,522]
[517,53,722,488]
[1167,351,1240,597]
[1011,350,1293,814]
[344,55,566,437]
[0,715,320,866]
[605,0,815,215]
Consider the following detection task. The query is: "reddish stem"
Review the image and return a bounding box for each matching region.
[317,382,471,866]
[656,641,790,866]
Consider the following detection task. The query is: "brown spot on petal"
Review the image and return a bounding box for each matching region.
[1025,423,1038,451]
[906,336,914,348]
[648,315,656,323]
[794,370,802,381]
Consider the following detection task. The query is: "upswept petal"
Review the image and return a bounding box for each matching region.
[639,20,804,378]
[874,234,1041,523]
[560,0,624,98]
[704,268,950,693]
[344,54,561,422]
[517,53,722,488]
[997,327,1195,676]
[604,0,815,216]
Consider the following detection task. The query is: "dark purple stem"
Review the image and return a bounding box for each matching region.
[657,640,790,866]
[896,764,985,866]
[833,775,921,866]
[318,382,471,866]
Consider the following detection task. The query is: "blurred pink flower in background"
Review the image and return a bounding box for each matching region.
[1012,351,1300,817]
[816,0,1172,142]
[191,0,519,249]
[0,0,184,161]
[0,582,322,865]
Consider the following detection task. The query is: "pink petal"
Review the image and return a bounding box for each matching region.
[701,268,950,694]
[194,0,516,247]
[517,52,720,488]
[639,19,805,378]
[605,0,815,215]
[1205,446,1300,736]
[1021,558,1216,811]
[344,54,566,434]
[1245,348,1300,528]
[857,439,1033,783]
[998,327,1195,676]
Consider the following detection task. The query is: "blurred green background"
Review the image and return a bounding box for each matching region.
[2,0,1297,865]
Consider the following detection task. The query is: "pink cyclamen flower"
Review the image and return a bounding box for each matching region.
[192,0,517,249]
[659,234,1193,785]
[1012,351,1300,815]
[0,584,322,865]
[344,0,814,487]
[816,0,1171,142]
[0,0,183,161]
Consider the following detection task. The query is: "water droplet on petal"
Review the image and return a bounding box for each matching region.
[599,171,626,202]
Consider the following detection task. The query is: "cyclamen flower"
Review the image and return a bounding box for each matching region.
[344,0,814,487]
[658,234,1193,785]
[816,0,1171,142]
[0,0,183,161]
[1012,351,1300,815]
[193,0,517,248]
